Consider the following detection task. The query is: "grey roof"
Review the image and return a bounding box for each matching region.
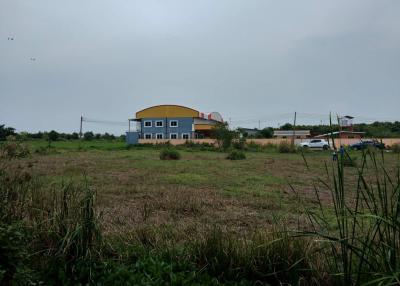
[314,131,365,138]
[274,130,310,136]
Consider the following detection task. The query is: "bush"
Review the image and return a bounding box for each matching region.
[160,149,181,160]
[182,141,216,151]
[391,143,400,153]
[0,142,30,159]
[0,223,35,285]
[226,150,246,160]
[212,123,237,151]
[232,137,246,150]
[278,141,296,153]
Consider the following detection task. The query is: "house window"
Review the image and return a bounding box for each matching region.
[169,120,178,127]
[144,133,152,139]
[182,133,190,140]
[155,120,163,127]
[144,121,152,127]
[170,133,178,139]
[156,133,163,139]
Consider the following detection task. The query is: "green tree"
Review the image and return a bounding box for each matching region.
[280,123,293,130]
[256,127,273,138]
[71,132,79,140]
[211,122,236,151]
[83,132,94,141]
[0,125,16,141]
[48,130,59,141]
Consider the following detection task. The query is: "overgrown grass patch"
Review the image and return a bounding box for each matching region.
[159,148,181,160]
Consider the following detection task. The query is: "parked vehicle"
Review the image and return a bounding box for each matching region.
[300,139,330,150]
[349,140,385,150]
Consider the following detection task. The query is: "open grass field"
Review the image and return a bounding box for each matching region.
[13,141,363,233]
[8,140,399,235]
[2,139,400,285]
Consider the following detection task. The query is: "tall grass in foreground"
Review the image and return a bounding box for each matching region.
[0,155,101,285]
[299,148,400,285]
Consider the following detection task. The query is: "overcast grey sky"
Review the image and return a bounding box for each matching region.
[1,0,399,133]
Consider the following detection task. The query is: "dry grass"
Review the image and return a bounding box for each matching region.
[10,144,399,241]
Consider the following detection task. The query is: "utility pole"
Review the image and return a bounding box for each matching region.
[292,111,297,146]
[79,116,83,138]
[258,120,261,130]
[337,114,341,149]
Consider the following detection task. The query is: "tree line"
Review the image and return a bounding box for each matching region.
[0,125,125,141]
[2,121,400,141]
[240,121,400,138]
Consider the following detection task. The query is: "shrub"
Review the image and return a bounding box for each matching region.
[0,223,35,285]
[391,143,400,153]
[278,141,296,153]
[0,142,30,159]
[232,137,246,150]
[182,141,216,151]
[226,150,246,160]
[160,149,181,160]
[212,123,237,151]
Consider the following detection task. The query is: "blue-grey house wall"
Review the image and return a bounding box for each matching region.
[140,117,194,139]
[126,131,139,144]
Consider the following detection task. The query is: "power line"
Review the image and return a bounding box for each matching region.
[82,117,128,126]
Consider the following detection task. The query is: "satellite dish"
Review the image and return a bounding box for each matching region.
[209,112,223,122]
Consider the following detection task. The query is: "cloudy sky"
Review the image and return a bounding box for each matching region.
[1,0,399,133]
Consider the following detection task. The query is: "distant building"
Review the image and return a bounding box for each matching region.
[273,130,311,139]
[126,105,223,144]
[314,131,365,139]
[314,115,365,139]
[238,128,259,137]
[338,115,354,131]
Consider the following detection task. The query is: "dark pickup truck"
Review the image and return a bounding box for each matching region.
[349,140,385,150]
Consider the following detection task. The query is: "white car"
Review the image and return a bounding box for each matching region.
[300,139,330,150]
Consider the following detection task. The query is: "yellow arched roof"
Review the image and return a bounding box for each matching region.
[136,105,200,119]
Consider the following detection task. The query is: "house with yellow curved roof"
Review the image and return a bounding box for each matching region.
[126,105,224,144]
